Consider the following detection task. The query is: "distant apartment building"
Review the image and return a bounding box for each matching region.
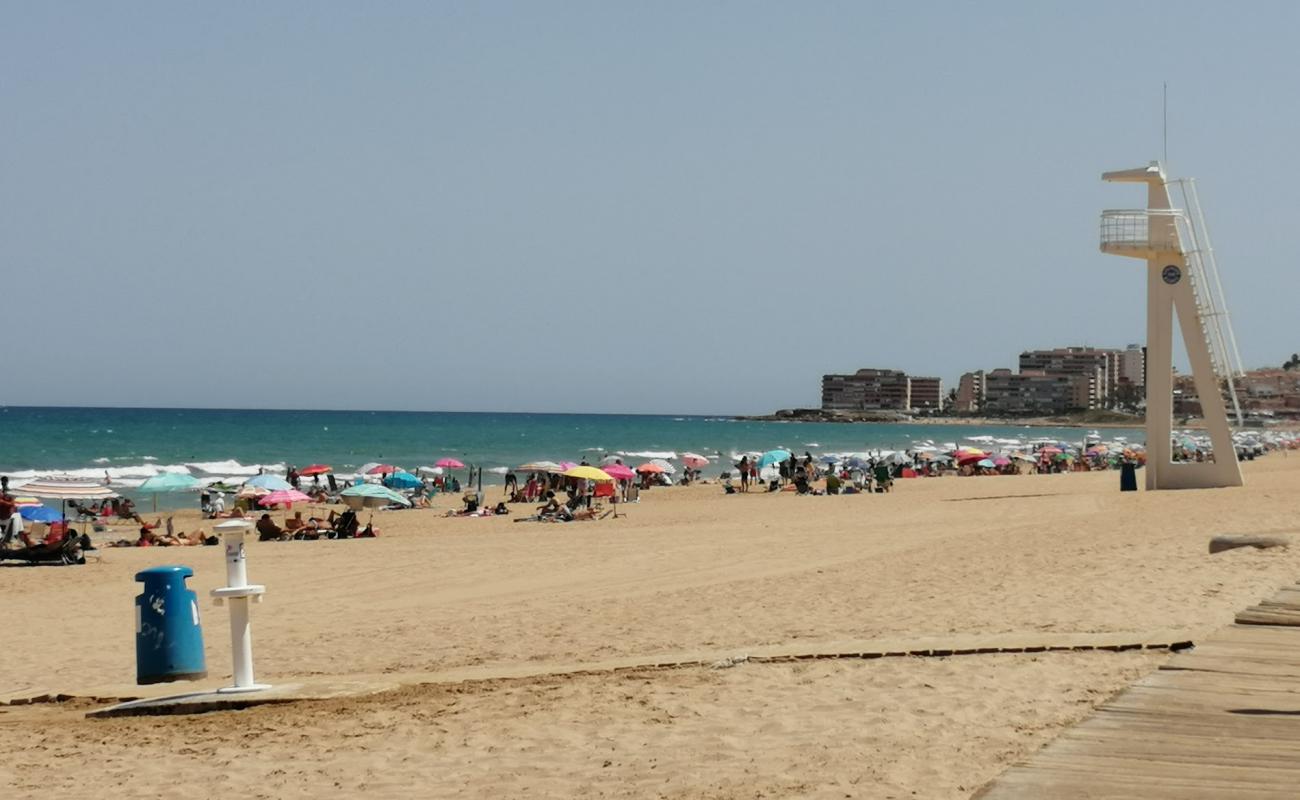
[955,370,986,414]
[820,369,942,413]
[1018,346,1123,408]
[1120,344,1146,388]
[983,369,1091,416]
[908,376,944,412]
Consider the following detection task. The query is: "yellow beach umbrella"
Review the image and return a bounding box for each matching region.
[562,465,614,482]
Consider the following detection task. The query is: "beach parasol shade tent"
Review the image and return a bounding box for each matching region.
[435,458,465,470]
[681,453,710,469]
[365,464,398,475]
[976,459,996,469]
[19,505,64,523]
[299,464,333,476]
[758,449,792,469]
[340,483,412,508]
[244,474,293,491]
[635,463,665,474]
[562,465,614,482]
[258,489,312,507]
[598,455,624,466]
[557,461,578,472]
[384,471,422,490]
[601,463,636,481]
[137,472,201,511]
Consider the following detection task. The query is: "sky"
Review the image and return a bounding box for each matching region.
[4,2,1300,415]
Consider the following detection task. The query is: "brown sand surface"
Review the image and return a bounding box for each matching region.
[3,457,1300,797]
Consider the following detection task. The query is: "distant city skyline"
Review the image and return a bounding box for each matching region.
[5,3,1298,415]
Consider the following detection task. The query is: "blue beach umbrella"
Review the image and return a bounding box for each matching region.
[383,471,422,490]
[759,449,792,469]
[19,505,64,523]
[245,474,293,491]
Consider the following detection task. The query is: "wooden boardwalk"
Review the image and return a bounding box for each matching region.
[977,583,1300,798]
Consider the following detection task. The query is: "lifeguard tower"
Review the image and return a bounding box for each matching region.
[1100,162,1244,489]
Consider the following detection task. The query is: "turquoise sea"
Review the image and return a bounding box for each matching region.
[1,407,1143,488]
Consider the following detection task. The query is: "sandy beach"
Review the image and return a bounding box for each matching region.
[4,457,1300,798]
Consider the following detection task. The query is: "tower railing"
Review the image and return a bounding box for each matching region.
[1099,208,1185,254]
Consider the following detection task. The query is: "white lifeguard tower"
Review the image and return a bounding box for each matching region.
[1100,162,1244,490]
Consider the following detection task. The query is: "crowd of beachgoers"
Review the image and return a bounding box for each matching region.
[3,428,1298,564]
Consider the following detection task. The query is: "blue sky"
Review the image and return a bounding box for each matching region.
[4,2,1298,413]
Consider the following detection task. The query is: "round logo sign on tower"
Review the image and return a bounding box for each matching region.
[1161,265,1182,285]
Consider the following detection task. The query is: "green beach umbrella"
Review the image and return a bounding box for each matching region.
[340,483,412,508]
[137,472,201,511]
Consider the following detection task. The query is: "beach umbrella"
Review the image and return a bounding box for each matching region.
[17,478,117,501]
[992,456,1012,467]
[237,485,270,500]
[956,452,987,466]
[976,459,996,469]
[556,461,577,471]
[258,489,312,507]
[138,473,201,493]
[138,472,201,511]
[562,465,614,482]
[635,463,665,474]
[16,478,117,535]
[384,471,422,490]
[681,453,710,469]
[365,464,398,475]
[518,461,562,473]
[435,458,465,470]
[649,458,676,475]
[19,505,63,523]
[598,455,624,466]
[299,464,333,476]
[758,449,791,468]
[245,474,292,491]
[601,463,636,481]
[13,496,41,508]
[340,483,412,508]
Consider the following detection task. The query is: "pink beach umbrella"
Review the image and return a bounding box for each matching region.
[435,458,465,470]
[258,489,312,508]
[557,461,577,471]
[601,463,636,481]
[681,453,710,469]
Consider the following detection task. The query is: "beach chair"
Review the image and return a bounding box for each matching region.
[0,532,89,566]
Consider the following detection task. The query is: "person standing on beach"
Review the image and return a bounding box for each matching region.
[737,457,750,492]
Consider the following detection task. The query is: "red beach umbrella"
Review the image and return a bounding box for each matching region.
[299,464,332,476]
[435,458,465,470]
[365,464,397,475]
[635,463,665,474]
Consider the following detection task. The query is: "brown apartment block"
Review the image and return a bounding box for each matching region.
[821,369,943,413]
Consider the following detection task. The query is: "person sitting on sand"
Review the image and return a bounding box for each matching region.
[257,513,288,542]
[284,511,306,533]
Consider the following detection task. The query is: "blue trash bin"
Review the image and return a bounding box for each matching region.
[1119,462,1138,492]
[135,565,207,684]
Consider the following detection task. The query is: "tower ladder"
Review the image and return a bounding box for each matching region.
[1169,178,1245,427]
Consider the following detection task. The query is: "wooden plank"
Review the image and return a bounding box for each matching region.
[978,580,1300,799]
